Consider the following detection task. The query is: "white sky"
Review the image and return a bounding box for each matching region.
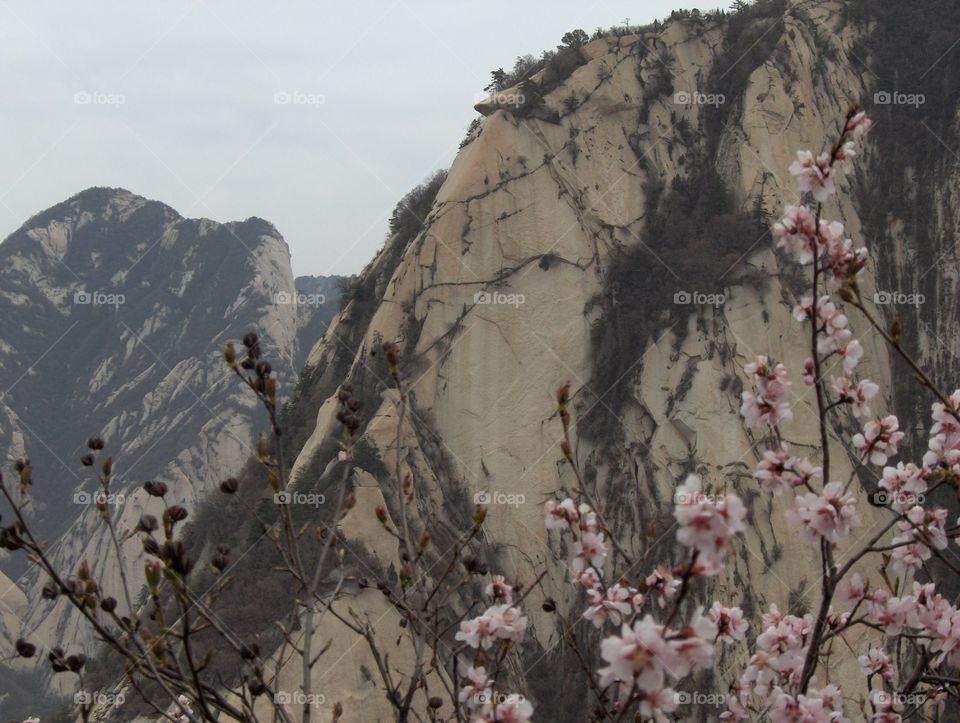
[0,0,722,276]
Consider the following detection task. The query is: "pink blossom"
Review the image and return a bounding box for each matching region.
[673,475,746,573]
[493,696,534,723]
[755,446,821,494]
[832,376,879,418]
[638,688,678,723]
[785,481,862,545]
[845,110,872,139]
[584,584,635,628]
[803,356,815,386]
[456,604,528,649]
[544,498,578,530]
[835,572,866,605]
[923,390,960,472]
[834,139,858,171]
[458,666,490,705]
[706,602,748,643]
[773,204,817,264]
[858,648,892,680]
[644,566,680,607]
[880,463,927,504]
[789,150,836,201]
[572,530,608,573]
[485,574,514,604]
[598,617,676,692]
[853,415,904,466]
[766,685,846,723]
[740,356,793,428]
[571,566,601,589]
[838,338,864,375]
[891,506,948,575]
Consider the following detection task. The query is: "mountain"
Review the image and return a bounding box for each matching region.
[9,0,960,719]
[293,274,347,369]
[0,188,342,713]
[171,0,957,720]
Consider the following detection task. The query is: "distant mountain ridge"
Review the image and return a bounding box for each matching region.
[0,187,342,716]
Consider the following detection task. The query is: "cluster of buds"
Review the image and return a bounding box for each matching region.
[225,332,277,412]
[335,382,363,442]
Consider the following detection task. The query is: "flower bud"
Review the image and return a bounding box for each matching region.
[15,639,36,658]
[144,480,167,497]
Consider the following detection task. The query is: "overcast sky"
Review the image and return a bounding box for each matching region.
[0,0,720,276]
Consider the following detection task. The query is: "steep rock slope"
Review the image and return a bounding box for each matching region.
[263,1,960,719]
[0,188,322,703]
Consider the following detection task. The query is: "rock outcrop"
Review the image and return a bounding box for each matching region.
[0,188,340,708]
[253,1,960,719]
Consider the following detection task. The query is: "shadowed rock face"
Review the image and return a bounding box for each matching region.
[0,187,342,705]
[4,0,960,718]
[237,1,960,720]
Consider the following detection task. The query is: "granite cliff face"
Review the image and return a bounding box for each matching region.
[249,1,960,719]
[0,188,341,709]
[6,0,960,719]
